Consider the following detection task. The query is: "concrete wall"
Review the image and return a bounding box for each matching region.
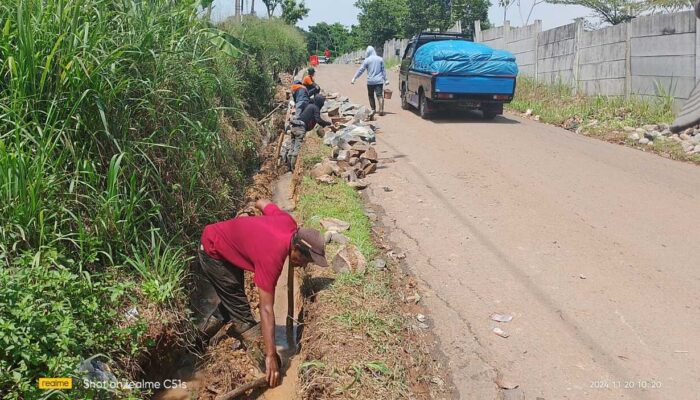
[474,10,698,104]
[578,23,627,96]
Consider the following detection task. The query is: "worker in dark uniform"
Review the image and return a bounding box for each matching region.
[285,95,332,171]
[302,68,321,98]
[290,79,310,118]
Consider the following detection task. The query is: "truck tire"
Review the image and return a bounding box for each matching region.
[482,103,503,120]
[401,86,410,110]
[419,91,431,119]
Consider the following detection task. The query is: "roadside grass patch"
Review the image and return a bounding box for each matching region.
[296,137,447,399]
[509,77,700,164]
[510,77,675,130]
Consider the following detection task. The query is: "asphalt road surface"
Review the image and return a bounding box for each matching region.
[316,65,700,400]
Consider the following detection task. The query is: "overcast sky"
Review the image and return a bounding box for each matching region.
[211,0,591,31]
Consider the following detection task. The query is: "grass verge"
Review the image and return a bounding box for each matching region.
[509,77,700,164]
[294,135,449,399]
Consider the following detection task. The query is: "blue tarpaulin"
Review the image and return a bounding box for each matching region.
[411,40,519,76]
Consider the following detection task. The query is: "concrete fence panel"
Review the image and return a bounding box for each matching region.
[471,9,700,106]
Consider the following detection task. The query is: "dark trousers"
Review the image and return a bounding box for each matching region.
[367,84,384,111]
[198,250,257,330]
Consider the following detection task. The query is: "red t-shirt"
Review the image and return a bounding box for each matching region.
[200,204,297,293]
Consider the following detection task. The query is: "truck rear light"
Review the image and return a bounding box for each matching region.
[493,95,511,100]
[437,93,454,99]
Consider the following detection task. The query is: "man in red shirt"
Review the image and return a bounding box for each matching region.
[199,199,328,388]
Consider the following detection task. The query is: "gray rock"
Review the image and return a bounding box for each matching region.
[328,232,349,245]
[694,144,700,153]
[680,133,692,141]
[348,180,369,190]
[628,132,640,141]
[635,128,646,135]
[332,244,367,273]
[661,129,672,136]
[623,126,635,132]
[643,124,658,131]
[639,138,650,145]
[683,128,695,137]
[335,150,350,161]
[320,217,351,233]
[315,174,336,184]
[644,131,660,140]
[370,258,387,271]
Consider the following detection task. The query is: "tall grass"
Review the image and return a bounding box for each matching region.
[0,1,305,398]
[510,77,675,130]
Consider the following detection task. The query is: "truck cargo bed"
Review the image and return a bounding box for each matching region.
[434,76,515,95]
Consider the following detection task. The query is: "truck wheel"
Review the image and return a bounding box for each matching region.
[401,87,410,110]
[482,103,503,120]
[419,91,431,119]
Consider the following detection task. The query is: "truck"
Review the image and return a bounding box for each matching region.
[399,32,519,120]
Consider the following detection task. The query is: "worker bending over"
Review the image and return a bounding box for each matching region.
[198,199,328,388]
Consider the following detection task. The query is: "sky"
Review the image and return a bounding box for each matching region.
[211,0,591,31]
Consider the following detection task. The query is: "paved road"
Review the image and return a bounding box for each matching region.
[317,65,700,400]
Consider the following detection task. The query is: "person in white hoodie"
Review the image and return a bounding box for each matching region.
[351,46,389,116]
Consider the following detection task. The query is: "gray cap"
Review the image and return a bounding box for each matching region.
[297,228,328,267]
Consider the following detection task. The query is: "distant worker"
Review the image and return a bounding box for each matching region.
[324,48,331,60]
[351,46,388,116]
[302,68,321,98]
[291,79,310,118]
[285,95,333,171]
[198,199,328,388]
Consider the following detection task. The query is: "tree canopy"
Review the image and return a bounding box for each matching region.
[546,0,694,25]
[281,0,309,25]
[353,0,491,49]
[306,22,361,56]
[354,0,409,48]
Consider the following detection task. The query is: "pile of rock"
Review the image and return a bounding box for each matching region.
[625,124,700,154]
[309,92,380,190]
[310,139,379,190]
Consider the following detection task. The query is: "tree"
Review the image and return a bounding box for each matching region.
[646,0,693,12]
[451,0,491,39]
[545,0,647,25]
[518,0,545,25]
[306,22,357,55]
[405,0,459,36]
[499,0,514,25]
[262,0,283,17]
[355,0,409,49]
[281,0,309,25]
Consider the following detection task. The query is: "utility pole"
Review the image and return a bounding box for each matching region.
[251,0,256,15]
[234,0,241,18]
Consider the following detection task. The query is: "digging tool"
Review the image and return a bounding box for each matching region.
[286,256,295,341]
[215,377,267,400]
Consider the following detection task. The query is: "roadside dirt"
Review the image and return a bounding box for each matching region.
[317,64,700,400]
